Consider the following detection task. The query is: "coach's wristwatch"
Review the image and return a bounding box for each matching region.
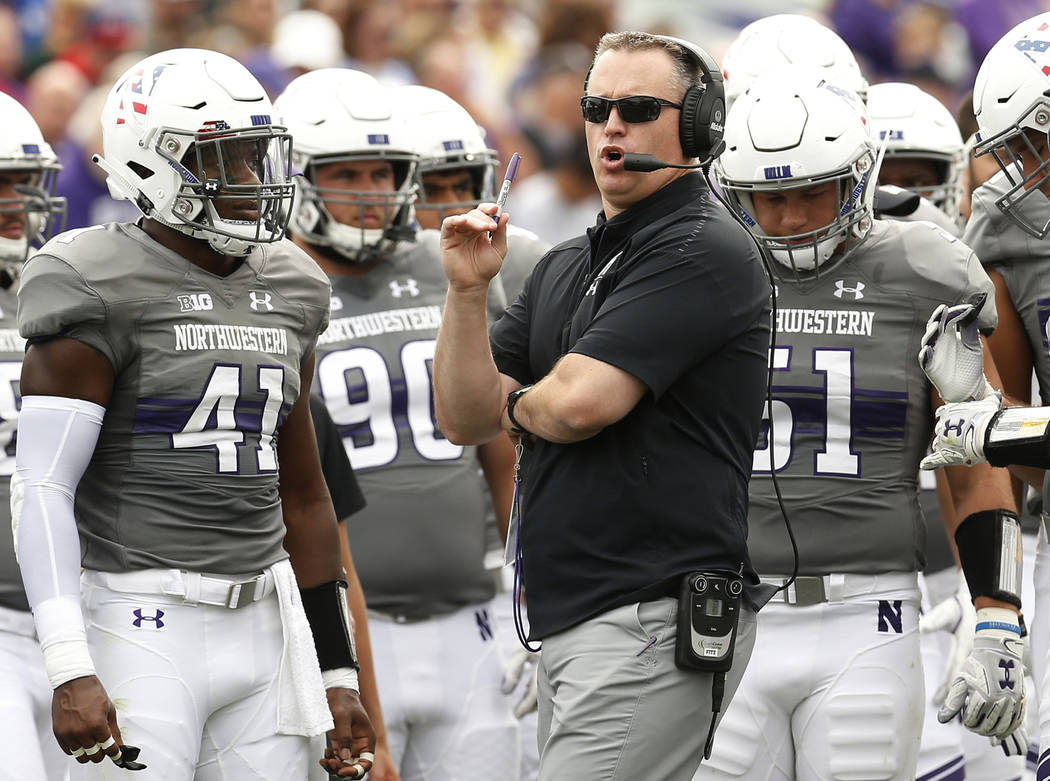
[506,385,534,436]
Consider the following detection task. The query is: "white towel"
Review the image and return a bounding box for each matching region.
[273,558,334,736]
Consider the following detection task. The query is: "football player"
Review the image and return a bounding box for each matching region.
[721,17,1010,778]
[867,82,966,228]
[693,69,1024,781]
[720,14,868,109]
[865,78,1010,781]
[921,13,1050,779]
[0,90,67,781]
[275,68,527,781]
[721,14,959,237]
[396,84,549,303]
[13,49,374,779]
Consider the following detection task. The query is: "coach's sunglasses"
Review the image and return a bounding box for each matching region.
[580,95,683,124]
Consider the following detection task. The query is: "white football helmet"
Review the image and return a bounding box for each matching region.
[867,82,965,222]
[716,69,877,279]
[0,92,65,269]
[274,69,418,264]
[972,12,1050,238]
[395,85,498,218]
[722,15,869,109]
[95,48,294,256]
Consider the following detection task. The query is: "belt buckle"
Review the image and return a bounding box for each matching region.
[790,576,826,607]
[226,575,263,609]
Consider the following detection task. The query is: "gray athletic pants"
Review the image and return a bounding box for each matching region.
[536,596,757,781]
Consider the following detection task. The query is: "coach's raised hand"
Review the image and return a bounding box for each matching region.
[440,203,509,293]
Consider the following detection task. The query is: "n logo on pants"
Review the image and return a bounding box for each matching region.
[475,608,493,642]
[877,600,903,633]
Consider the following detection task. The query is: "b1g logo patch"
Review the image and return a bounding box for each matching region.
[178,293,213,312]
[131,608,166,630]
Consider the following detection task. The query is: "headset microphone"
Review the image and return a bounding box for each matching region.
[622,142,727,173]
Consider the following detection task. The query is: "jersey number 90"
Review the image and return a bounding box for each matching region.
[317,339,462,470]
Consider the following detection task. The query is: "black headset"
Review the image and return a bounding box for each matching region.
[651,35,727,162]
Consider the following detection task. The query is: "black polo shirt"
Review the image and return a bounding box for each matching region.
[491,173,771,640]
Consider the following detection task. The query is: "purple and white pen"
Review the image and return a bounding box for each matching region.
[493,152,522,221]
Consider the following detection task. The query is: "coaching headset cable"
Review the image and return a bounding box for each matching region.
[701,162,800,595]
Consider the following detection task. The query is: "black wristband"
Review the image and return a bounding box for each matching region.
[299,579,360,671]
[506,385,533,436]
[954,509,1023,609]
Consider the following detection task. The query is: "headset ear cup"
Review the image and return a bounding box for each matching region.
[679,84,703,160]
[653,33,726,162]
[694,90,726,163]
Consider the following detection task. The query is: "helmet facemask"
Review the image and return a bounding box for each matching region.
[0,163,67,271]
[293,152,418,264]
[154,124,294,255]
[414,152,497,228]
[973,98,1050,239]
[723,150,876,283]
[879,151,963,221]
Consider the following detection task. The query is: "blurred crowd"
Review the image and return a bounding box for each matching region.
[2,0,1049,245]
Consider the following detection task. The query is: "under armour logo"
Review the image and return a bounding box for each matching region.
[389,279,419,298]
[1000,659,1016,690]
[833,280,865,300]
[132,608,165,629]
[249,291,274,311]
[943,418,965,438]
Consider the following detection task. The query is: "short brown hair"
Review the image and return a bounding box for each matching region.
[587,31,700,99]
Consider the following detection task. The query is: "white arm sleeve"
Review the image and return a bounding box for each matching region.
[15,394,105,687]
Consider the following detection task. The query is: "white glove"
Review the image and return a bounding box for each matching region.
[997,720,1030,756]
[937,608,1026,743]
[920,395,1002,470]
[919,300,994,403]
[920,573,976,705]
[501,647,538,719]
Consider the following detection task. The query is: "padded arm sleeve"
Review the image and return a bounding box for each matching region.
[15,395,105,686]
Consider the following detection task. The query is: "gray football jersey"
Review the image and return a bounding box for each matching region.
[965,170,1050,402]
[314,231,507,617]
[877,192,963,573]
[0,286,25,611]
[18,223,330,574]
[748,219,997,575]
[965,172,1050,513]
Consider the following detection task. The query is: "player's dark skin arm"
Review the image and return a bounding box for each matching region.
[279,353,377,777]
[21,337,125,766]
[985,267,1046,491]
